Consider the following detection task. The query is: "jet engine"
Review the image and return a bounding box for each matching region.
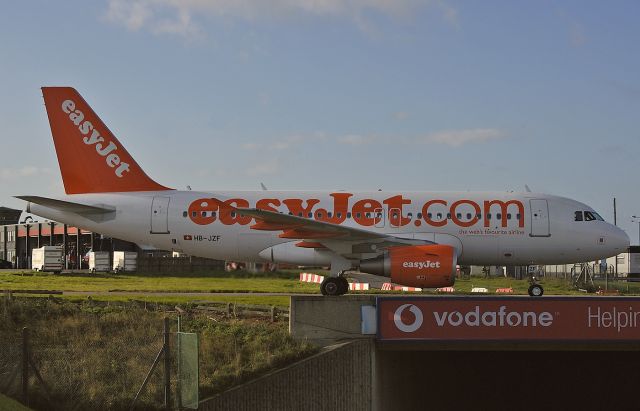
[359,244,457,288]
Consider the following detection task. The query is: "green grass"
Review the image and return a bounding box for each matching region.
[425,276,640,295]
[0,298,317,411]
[0,270,319,294]
[56,294,292,308]
[0,393,32,411]
[3,269,639,302]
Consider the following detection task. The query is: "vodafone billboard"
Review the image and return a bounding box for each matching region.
[377,297,640,341]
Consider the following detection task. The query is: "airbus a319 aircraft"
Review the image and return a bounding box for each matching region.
[17,88,630,296]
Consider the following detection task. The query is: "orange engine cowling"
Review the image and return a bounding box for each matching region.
[359,244,457,288]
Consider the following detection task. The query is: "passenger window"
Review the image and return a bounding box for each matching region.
[408,212,413,218]
[507,213,511,220]
[231,212,236,218]
[466,213,472,219]
[337,212,342,218]
[447,213,451,219]
[212,212,217,218]
[192,211,197,217]
[417,213,422,219]
[477,213,482,219]
[317,212,323,219]
[201,211,207,217]
[366,212,371,218]
[516,213,521,220]
[328,212,333,218]
[356,213,361,218]
[428,213,432,219]
[575,211,583,221]
[486,214,491,220]
[308,212,313,218]
[437,213,442,219]
[298,212,303,217]
[183,211,188,218]
[456,213,462,219]
[496,213,502,220]
[288,212,293,216]
[347,212,352,219]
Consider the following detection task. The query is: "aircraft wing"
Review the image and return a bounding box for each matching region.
[218,201,435,259]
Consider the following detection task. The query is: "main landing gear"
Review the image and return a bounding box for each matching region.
[528,275,544,297]
[320,275,349,296]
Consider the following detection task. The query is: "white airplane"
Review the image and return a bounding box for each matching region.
[17,87,630,296]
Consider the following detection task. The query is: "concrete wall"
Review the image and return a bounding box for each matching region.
[290,295,376,346]
[199,340,374,411]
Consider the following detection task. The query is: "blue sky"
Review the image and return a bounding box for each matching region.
[0,1,639,242]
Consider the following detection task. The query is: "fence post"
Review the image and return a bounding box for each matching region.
[22,327,29,406]
[271,306,277,322]
[163,317,171,410]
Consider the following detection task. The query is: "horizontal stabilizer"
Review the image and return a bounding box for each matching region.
[15,196,115,219]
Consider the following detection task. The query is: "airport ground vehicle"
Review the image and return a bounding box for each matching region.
[17,87,630,296]
[31,246,63,273]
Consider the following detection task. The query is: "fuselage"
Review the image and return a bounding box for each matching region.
[26,190,630,267]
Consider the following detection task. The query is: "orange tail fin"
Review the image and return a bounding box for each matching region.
[42,87,172,194]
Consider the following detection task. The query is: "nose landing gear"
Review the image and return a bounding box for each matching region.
[528,275,544,297]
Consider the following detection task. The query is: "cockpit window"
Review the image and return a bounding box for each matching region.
[576,210,605,222]
[583,211,604,221]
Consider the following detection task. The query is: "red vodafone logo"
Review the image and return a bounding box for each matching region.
[393,304,424,333]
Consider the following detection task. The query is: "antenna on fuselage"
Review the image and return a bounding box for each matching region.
[525,184,532,193]
[261,183,268,191]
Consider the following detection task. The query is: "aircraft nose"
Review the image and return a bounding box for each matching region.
[609,225,630,253]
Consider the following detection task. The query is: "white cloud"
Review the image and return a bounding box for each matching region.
[393,111,409,121]
[0,166,52,181]
[420,128,507,147]
[241,142,262,150]
[104,0,458,38]
[337,134,375,145]
[246,158,281,176]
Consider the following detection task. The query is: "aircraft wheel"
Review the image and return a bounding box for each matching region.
[338,276,350,295]
[320,277,346,296]
[528,284,544,297]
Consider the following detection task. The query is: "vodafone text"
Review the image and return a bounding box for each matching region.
[188,196,525,229]
[588,306,640,333]
[61,100,130,178]
[431,306,554,328]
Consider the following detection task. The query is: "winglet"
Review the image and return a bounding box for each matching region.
[41,87,172,194]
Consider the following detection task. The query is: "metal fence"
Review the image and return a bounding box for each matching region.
[0,298,174,410]
[0,295,291,411]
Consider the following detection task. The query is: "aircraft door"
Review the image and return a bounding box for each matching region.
[151,196,170,234]
[529,199,550,237]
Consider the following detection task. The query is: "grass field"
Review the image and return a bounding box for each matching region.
[0,269,319,294]
[2,269,640,309]
[0,298,316,411]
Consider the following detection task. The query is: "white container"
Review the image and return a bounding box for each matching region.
[89,251,111,273]
[32,246,63,273]
[113,251,137,273]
